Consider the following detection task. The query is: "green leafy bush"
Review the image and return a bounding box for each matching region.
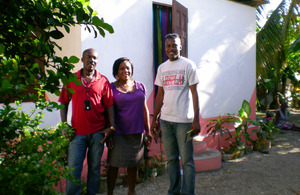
[0,0,113,193]
[0,106,74,194]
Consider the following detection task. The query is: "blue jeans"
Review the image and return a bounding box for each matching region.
[66,131,104,195]
[160,119,195,195]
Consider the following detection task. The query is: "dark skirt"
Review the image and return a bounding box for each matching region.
[107,133,144,168]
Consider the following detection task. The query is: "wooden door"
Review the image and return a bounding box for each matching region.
[172,0,188,57]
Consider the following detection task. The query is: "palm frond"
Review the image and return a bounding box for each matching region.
[256,0,300,83]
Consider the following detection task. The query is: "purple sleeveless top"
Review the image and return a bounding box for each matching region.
[111,81,147,134]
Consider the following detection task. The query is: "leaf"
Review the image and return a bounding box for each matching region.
[239,108,245,118]
[92,16,103,26]
[67,88,75,94]
[64,25,70,33]
[97,27,105,37]
[0,43,5,54]
[2,79,14,89]
[61,75,68,85]
[46,69,55,76]
[247,118,260,126]
[50,30,64,39]
[74,79,82,86]
[87,5,93,17]
[76,9,84,23]
[68,56,79,63]
[29,63,39,72]
[54,90,61,97]
[289,36,300,52]
[242,100,251,117]
[70,74,81,86]
[102,22,114,34]
[85,25,91,33]
[69,74,79,82]
[92,16,114,34]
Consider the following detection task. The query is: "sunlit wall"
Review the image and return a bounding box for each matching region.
[83,0,256,118]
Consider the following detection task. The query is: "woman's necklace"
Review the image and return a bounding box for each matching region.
[118,80,134,93]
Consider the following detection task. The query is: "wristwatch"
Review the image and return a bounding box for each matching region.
[110,126,116,131]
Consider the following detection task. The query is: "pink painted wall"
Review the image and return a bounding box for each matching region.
[197,87,257,150]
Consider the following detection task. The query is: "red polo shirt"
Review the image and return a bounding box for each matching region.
[58,69,114,135]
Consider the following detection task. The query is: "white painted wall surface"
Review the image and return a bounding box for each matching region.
[82,0,256,118]
[186,0,257,117]
[82,0,154,100]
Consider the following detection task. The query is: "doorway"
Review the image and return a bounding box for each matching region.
[152,0,188,96]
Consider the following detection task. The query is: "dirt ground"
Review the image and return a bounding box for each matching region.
[105,109,300,195]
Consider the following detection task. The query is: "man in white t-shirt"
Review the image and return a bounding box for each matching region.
[151,33,200,195]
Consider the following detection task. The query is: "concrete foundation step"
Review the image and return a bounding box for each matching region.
[193,140,207,153]
[149,140,208,154]
[193,137,221,172]
[194,149,221,172]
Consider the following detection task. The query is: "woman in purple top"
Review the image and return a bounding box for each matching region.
[107,57,152,195]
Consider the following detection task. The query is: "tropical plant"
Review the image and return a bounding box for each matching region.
[256,0,300,109]
[206,116,234,151]
[206,100,260,158]
[0,0,113,193]
[227,100,260,150]
[253,117,280,152]
[256,117,280,142]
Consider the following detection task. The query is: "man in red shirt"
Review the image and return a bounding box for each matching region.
[59,48,115,195]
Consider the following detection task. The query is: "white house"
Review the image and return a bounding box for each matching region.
[2,0,267,192]
[47,0,260,141]
[31,0,265,191]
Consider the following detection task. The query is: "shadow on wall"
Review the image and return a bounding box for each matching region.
[85,0,257,120]
[83,0,153,87]
[188,1,256,118]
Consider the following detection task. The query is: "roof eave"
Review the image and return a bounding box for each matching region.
[228,0,269,8]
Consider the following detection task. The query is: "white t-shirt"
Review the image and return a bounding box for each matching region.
[155,57,199,123]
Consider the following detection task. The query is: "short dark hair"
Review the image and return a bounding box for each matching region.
[165,33,181,40]
[112,57,134,78]
[82,48,96,57]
